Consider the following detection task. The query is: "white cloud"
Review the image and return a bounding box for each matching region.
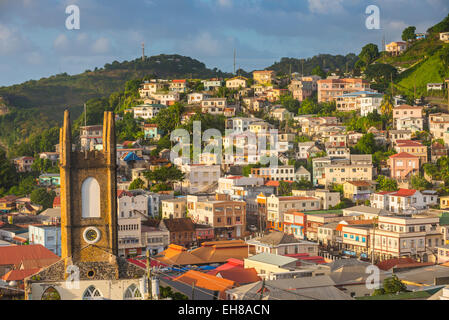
[26,51,44,65]
[190,32,221,56]
[0,24,27,55]
[76,33,89,44]
[386,20,408,32]
[91,37,110,54]
[308,0,344,14]
[218,0,233,8]
[53,34,69,51]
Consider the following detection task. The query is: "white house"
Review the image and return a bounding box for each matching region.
[370,189,438,214]
[132,104,166,120]
[187,92,211,105]
[28,225,62,256]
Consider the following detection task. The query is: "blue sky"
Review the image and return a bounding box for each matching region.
[0,0,447,86]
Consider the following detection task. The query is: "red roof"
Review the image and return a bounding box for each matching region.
[264,180,294,187]
[117,190,134,198]
[0,245,59,267]
[207,258,244,275]
[1,268,41,281]
[336,219,375,231]
[52,196,60,207]
[375,191,395,195]
[391,188,417,197]
[389,152,419,159]
[376,257,418,271]
[172,79,186,83]
[174,270,236,291]
[127,258,167,269]
[216,268,261,285]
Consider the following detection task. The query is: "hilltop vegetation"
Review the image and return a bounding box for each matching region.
[268,53,359,76]
[0,55,232,155]
[373,14,449,99]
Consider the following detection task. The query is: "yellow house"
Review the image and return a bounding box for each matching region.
[253,70,276,85]
[249,121,270,135]
[343,181,376,202]
[440,196,449,209]
[226,76,248,89]
[386,41,407,56]
[161,198,187,219]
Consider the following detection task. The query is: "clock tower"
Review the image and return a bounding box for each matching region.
[60,110,118,273]
[24,110,146,300]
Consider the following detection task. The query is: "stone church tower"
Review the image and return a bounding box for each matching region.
[60,110,118,270]
[24,111,146,300]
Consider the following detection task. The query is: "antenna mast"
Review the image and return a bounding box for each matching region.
[142,43,145,61]
[233,49,236,75]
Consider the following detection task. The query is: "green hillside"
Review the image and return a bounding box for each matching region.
[0,54,231,112]
[396,47,449,97]
[0,54,232,153]
[375,14,449,99]
[268,53,359,76]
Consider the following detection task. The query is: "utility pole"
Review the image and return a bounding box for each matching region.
[391,73,394,97]
[371,217,377,265]
[146,249,153,300]
[259,278,265,300]
[446,79,449,108]
[191,283,195,300]
[301,59,304,77]
[142,43,145,62]
[414,73,417,102]
[84,103,87,128]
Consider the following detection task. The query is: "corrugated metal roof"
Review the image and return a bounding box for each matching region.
[246,252,297,267]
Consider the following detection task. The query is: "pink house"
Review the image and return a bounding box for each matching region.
[195,224,214,243]
[388,152,419,180]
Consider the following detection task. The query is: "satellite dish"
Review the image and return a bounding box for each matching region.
[8,281,17,287]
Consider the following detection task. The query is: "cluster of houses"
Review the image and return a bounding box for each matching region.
[4,56,449,300]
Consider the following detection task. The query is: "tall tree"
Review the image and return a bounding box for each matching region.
[0,149,18,193]
[380,94,394,117]
[311,66,326,78]
[129,178,145,190]
[402,26,416,42]
[359,43,380,66]
[30,188,56,210]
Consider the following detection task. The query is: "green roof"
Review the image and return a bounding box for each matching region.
[439,212,449,226]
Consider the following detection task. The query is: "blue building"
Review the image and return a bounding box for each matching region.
[28,225,61,256]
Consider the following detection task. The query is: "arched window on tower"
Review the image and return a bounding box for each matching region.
[83,285,103,300]
[81,177,101,218]
[124,284,142,300]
